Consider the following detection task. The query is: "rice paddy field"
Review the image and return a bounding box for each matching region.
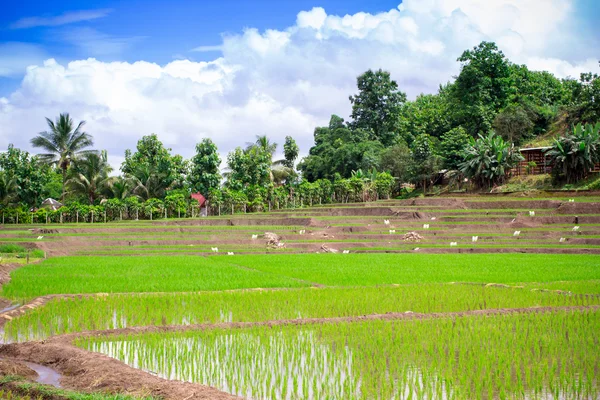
[0,195,599,399]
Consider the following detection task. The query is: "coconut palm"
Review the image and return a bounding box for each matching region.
[0,171,18,206]
[104,176,131,200]
[30,113,96,200]
[66,150,112,204]
[127,165,170,200]
[246,135,277,156]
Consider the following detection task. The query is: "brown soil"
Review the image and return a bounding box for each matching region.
[0,358,37,378]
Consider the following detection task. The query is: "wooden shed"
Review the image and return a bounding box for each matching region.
[512,147,552,176]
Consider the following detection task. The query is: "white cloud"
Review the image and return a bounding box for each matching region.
[1,1,599,171]
[58,27,146,57]
[10,9,112,29]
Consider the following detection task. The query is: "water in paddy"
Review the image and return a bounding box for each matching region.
[85,331,450,400]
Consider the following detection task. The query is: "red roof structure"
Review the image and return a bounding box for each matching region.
[190,193,206,207]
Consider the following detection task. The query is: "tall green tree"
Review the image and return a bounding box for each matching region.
[282,136,299,168]
[121,134,187,195]
[30,113,95,200]
[0,145,50,207]
[188,138,222,194]
[349,69,407,146]
[66,150,112,204]
[448,42,511,136]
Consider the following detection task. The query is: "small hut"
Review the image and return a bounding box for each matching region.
[190,193,207,217]
[40,198,63,211]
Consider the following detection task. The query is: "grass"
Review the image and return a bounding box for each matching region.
[0,376,155,399]
[5,283,599,342]
[78,309,600,400]
[0,256,307,301]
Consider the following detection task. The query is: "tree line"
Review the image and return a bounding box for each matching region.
[0,41,598,222]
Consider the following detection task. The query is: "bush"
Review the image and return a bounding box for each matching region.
[0,244,25,253]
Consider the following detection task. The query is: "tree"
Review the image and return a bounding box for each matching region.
[379,143,412,183]
[459,132,523,188]
[493,104,535,144]
[440,127,471,170]
[545,123,600,184]
[66,150,112,204]
[349,69,407,146]
[0,144,50,207]
[127,165,170,200]
[448,42,511,136]
[397,93,450,143]
[409,134,442,192]
[30,113,95,200]
[225,146,272,190]
[282,136,299,168]
[121,134,186,193]
[188,138,221,195]
[247,135,277,156]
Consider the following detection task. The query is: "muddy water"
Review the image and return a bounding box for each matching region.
[23,361,62,387]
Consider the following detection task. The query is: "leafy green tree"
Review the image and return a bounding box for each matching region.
[374,171,395,199]
[226,146,272,190]
[164,193,187,217]
[561,70,600,126]
[282,136,299,168]
[30,113,95,200]
[448,42,511,136]
[188,138,221,195]
[121,134,186,192]
[349,69,407,146]
[492,104,535,144]
[298,115,382,180]
[66,150,112,204]
[397,93,450,143]
[379,143,412,183]
[409,134,442,192]
[127,165,170,200]
[545,123,600,184]
[459,132,523,188]
[0,144,50,207]
[440,127,471,170]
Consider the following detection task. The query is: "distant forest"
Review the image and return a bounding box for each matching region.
[1,41,599,220]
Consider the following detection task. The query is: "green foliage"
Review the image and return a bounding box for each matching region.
[226,146,272,190]
[30,113,95,200]
[0,145,50,207]
[546,123,600,184]
[397,93,450,143]
[282,136,299,168]
[493,104,535,143]
[440,127,471,169]
[349,69,407,146]
[298,115,382,180]
[188,138,221,195]
[66,150,112,204]
[448,42,512,136]
[121,134,187,197]
[378,143,412,183]
[459,132,523,188]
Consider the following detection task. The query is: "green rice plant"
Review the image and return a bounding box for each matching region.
[79,309,600,399]
[6,283,599,342]
[213,253,600,287]
[0,256,307,301]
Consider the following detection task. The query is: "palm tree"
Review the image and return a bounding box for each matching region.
[30,113,96,200]
[127,165,170,200]
[0,171,18,206]
[246,135,277,156]
[66,150,112,204]
[104,176,131,200]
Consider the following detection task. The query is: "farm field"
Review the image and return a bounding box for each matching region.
[0,196,599,399]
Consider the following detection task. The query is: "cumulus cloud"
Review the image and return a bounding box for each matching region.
[1,1,599,171]
[9,9,113,29]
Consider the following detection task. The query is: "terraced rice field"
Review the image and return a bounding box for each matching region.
[0,195,598,399]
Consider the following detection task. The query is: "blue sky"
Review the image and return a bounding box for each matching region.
[0,0,599,169]
[0,0,400,93]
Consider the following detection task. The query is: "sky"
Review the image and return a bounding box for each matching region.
[1,0,599,171]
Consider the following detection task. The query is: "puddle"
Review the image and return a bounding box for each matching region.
[0,303,20,313]
[23,361,62,388]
